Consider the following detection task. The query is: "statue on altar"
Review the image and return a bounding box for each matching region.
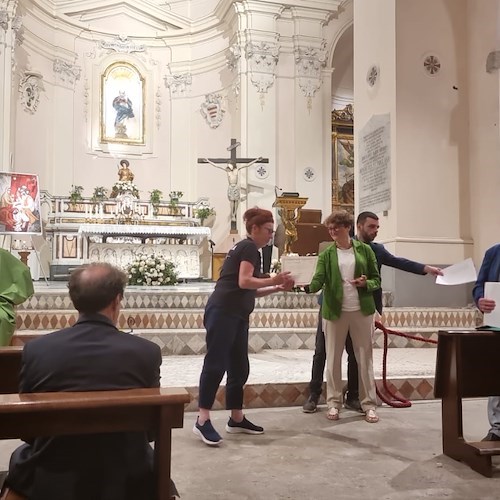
[118,159,134,182]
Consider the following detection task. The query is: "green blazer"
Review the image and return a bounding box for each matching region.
[309,239,381,320]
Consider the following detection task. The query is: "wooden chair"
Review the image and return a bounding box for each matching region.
[0,387,189,500]
[434,329,500,477]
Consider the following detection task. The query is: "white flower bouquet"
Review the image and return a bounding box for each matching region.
[126,253,179,286]
[111,180,140,199]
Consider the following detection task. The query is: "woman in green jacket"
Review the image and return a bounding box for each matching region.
[308,211,381,423]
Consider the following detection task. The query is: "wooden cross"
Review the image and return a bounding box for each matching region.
[198,139,269,231]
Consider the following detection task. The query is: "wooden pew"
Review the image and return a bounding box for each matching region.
[0,347,23,394]
[0,387,190,499]
[434,329,500,477]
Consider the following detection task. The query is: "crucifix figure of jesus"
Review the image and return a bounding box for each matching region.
[198,138,269,231]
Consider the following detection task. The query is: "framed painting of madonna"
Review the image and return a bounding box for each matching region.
[100,62,145,145]
[331,104,354,216]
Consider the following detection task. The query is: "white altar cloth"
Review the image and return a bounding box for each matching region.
[78,224,210,239]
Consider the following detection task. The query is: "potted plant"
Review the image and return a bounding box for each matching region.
[168,191,183,207]
[149,189,163,216]
[69,185,84,208]
[195,206,216,225]
[168,191,183,216]
[91,186,108,203]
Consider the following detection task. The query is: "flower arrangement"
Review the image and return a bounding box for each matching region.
[149,189,163,205]
[270,259,281,274]
[168,191,184,207]
[126,253,179,286]
[69,185,84,205]
[195,206,216,224]
[111,180,139,199]
[92,186,108,202]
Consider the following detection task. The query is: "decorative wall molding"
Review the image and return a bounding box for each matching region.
[200,93,224,129]
[99,35,146,54]
[294,41,327,108]
[487,50,500,73]
[53,59,82,86]
[83,78,89,122]
[227,44,241,72]
[423,54,441,76]
[0,10,9,31]
[155,85,161,130]
[245,40,280,94]
[366,64,379,87]
[19,71,44,114]
[332,103,354,124]
[164,72,192,96]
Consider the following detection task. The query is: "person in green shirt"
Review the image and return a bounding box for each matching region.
[0,248,34,346]
[307,211,381,423]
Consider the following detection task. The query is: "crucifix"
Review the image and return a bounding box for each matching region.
[198,138,269,231]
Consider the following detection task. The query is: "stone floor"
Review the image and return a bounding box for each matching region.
[1,400,498,499]
[159,348,436,387]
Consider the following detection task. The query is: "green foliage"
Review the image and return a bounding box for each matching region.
[168,191,184,206]
[92,186,108,202]
[149,189,163,205]
[195,206,216,222]
[69,185,84,204]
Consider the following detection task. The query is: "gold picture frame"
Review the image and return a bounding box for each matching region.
[100,62,145,145]
[331,104,354,216]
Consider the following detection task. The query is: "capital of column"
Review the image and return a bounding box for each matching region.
[293,37,328,100]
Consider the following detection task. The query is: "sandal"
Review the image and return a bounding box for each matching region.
[365,408,379,423]
[326,407,339,421]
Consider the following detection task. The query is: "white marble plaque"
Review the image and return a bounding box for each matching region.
[358,114,391,213]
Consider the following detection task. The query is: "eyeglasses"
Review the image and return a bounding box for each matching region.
[327,225,347,232]
[263,227,275,234]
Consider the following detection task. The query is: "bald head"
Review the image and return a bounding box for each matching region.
[68,263,127,314]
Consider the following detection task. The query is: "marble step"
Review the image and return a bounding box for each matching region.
[12,326,441,354]
[158,348,437,411]
[14,307,479,332]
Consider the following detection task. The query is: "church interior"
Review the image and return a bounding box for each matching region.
[1,0,500,498]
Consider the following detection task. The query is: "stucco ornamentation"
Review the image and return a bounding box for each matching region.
[423,54,441,76]
[53,59,81,86]
[295,42,327,102]
[366,65,379,87]
[227,44,241,72]
[164,72,192,95]
[99,35,145,54]
[19,72,44,114]
[0,10,9,31]
[245,40,280,94]
[200,93,225,129]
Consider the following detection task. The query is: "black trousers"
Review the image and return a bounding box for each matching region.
[198,304,250,410]
[308,308,359,400]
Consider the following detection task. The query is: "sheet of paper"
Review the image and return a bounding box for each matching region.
[484,282,500,328]
[436,258,477,285]
[280,256,318,286]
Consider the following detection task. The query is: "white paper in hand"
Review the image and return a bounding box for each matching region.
[436,258,477,286]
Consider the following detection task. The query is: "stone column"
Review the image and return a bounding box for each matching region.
[0,0,20,172]
[229,1,340,232]
[354,0,472,306]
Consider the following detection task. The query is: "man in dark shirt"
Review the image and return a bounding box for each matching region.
[1,263,176,500]
[303,211,442,413]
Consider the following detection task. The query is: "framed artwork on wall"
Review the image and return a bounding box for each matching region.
[100,62,145,145]
[0,172,42,235]
[331,104,354,216]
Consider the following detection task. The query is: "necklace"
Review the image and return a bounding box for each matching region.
[335,239,352,250]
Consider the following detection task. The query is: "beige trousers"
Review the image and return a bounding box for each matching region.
[324,310,377,412]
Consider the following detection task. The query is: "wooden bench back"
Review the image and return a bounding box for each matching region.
[0,387,190,500]
[0,346,23,394]
[434,330,500,398]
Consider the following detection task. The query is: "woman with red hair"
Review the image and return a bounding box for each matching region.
[194,207,294,446]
